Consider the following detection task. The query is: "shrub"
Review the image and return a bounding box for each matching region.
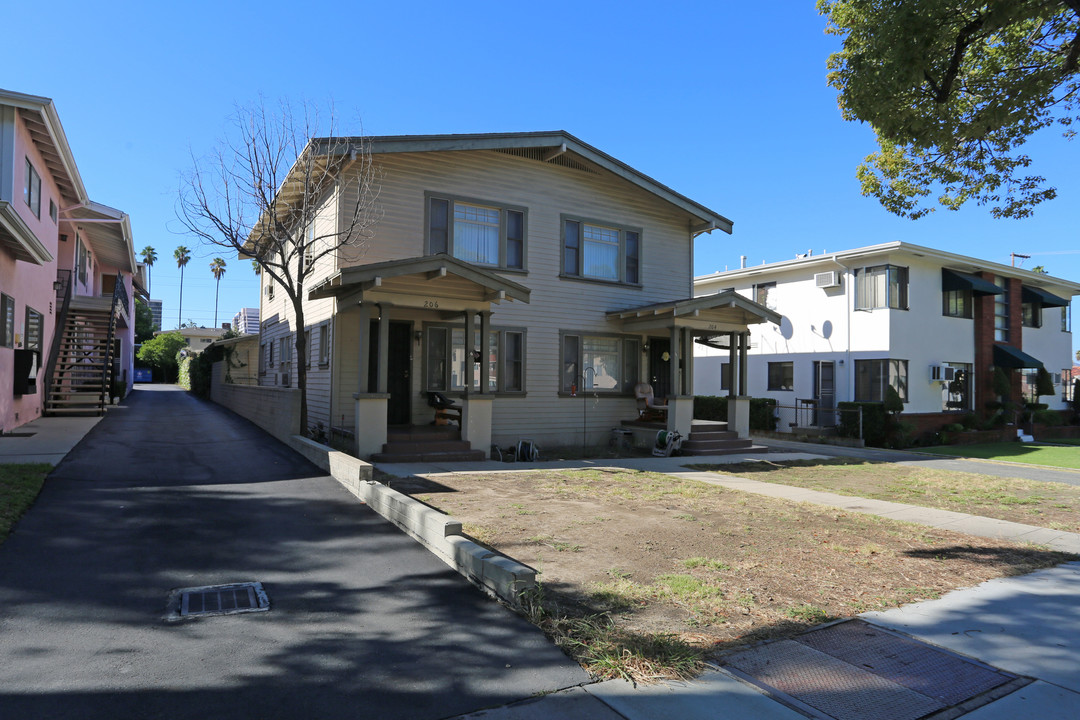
[692,396,777,432]
[958,413,978,430]
[1032,409,1063,427]
[836,402,887,446]
[694,396,727,422]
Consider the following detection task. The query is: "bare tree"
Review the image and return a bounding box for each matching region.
[177,100,379,434]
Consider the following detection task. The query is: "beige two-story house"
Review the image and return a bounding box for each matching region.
[253,132,776,459]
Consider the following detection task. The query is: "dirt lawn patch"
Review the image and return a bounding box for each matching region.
[689,458,1080,533]
[404,468,1074,656]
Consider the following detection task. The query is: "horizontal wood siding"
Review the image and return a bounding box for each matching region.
[315,148,722,447]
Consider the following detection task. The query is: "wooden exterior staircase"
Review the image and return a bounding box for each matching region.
[44,271,127,416]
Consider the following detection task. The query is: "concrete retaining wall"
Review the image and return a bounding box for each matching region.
[210,362,301,442]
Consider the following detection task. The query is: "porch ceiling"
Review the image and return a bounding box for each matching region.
[0,201,53,265]
[607,290,780,333]
[309,253,531,309]
[64,201,136,273]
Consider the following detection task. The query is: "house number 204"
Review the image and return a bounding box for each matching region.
[423,300,439,309]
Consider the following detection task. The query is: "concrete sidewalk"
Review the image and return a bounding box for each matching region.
[0,414,102,465]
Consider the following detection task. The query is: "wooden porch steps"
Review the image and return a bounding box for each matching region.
[45,306,115,416]
[621,419,769,456]
[371,425,486,463]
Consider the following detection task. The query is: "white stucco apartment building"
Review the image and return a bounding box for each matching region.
[694,243,1080,434]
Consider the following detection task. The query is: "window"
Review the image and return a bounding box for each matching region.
[942,288,971,318]
[1063,305,1071,333]
[24,308,42,351]
[49,199,58,224]
[266,279,275,301]
[304,223,315,270]
[268,339,274,367]
[855,359,908,402]
[1022,301,1041,328]
[942,364,972,411]
[1,294,14,348]
[304,330,312,368]
[560,333,639,393]
[427,195,525,270]
[994,275,1009,341]
[767,361,793,391]
[319,323,331,366]
[754,282,776,309]
[76,234,89,285]
[562,217,641,284]
[424,325,526,393]
[854,265,908,310]
[279,336,292,386]
[259,342,267,375]
[24,158,41,219]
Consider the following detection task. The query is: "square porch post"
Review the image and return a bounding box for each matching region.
[478,310,491,394]
[727,331,737,399]
[376,303,390,394]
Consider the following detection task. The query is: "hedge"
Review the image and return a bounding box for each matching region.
[693,396,778,432]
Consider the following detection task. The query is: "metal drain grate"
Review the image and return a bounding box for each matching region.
[165,582,269,621]
[722,619,1024,720]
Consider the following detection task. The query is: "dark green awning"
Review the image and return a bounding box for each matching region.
[1022,285,1070,308]
[993,344,1044,370]
[941,269,1003,296]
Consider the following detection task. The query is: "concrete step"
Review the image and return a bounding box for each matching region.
[371,448,485,463]
[687,429,740,442]
[386,426,463,443]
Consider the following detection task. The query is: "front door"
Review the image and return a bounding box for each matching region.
[814,360,835,427]
[649,338,671,400]
[369,321,412,425]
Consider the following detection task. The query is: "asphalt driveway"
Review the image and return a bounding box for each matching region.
[0,386,587,719]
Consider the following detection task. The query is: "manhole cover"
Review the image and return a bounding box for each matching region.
[165,582,269,622]
[721,619,1027,720]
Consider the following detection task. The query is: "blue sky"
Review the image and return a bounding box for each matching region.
[4,1,1077,357]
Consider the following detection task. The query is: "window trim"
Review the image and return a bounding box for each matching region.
[1022,301,1042,328]
[854,358,909,403]
[767,361,794,391]
[422,323,528,395]
[854,264,909,311]
[24,307,43,351]
[560,214,643,286]
[318,322,331,366]
[1,294,14,348]
[559,330,640,395]
[425,192,528,272]
[24,158,41,219]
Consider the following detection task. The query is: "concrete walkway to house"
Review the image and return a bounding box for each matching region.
[377,443,1080,718]
[0,414,103,465]
[0,385,587,720]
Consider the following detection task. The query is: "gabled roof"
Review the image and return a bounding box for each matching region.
[607,290,780,333]
[309,253,531,305]
[0,88,87,206]
[697,242,1080,296]
[246,131,732,254]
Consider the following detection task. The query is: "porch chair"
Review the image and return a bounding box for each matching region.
[634,383,668,421]
[427,391,462,426]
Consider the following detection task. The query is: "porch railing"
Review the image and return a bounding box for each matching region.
[99,273,128,407]
[42,269,74,406]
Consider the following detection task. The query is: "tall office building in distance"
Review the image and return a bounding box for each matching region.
[149,300,163,331]
[232,307,260,334]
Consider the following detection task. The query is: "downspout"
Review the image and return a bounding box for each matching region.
[831,254,852,402]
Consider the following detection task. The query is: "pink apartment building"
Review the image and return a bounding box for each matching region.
[0,88,143,432]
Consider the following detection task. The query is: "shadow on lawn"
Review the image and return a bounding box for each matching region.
[902,545,1079,573]
[685,458,875,474]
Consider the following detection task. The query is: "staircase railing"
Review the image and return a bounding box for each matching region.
[99,273,127,412]
[42,270,74,411]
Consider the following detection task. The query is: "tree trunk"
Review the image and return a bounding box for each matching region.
[291,293,308,437]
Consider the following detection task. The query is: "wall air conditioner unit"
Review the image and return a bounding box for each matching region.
[930,364,945,382]
[814,271,841,289]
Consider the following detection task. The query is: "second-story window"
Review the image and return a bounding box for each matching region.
[427,195,525,270]
[854,265,908,310]
[943,288,971,318]
[994,275,1009,341]
[561,217,641,284]
[1022,301,1041,328]
[24,158,41,219]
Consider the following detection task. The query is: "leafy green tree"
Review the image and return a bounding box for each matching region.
[210,257,227,326]
[136,331,187,383]
[174,246,191,328]
[819,0,1080,219]
[134,297,156,343]
[141,246,157,296]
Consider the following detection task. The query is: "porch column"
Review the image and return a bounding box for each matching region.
[669,325,680,398]
[463,309,476,393]
[478,310,491,394]
[682,328,694,396]
[357,303,372,393]
[738,332,749,396]
[376,304,390,394]
[727,331,737,399]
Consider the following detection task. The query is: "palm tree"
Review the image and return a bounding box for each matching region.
[210,257,227,326]
[174,246,191,327]
[141,246,157,296]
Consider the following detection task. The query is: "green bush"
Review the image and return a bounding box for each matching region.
[958,413,978,430]
[943,423,964,433]
[836,402,887,446]
[694,396,727,422]
[1032,409,1063,427]
[750,398,778,432]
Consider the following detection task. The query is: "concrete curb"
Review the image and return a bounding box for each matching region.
[289,435,535,604]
